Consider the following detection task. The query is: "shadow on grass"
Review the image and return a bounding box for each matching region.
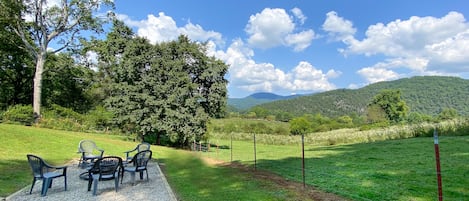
[157,150,300,201]
[0,159,31,197]
[252,137,469,201]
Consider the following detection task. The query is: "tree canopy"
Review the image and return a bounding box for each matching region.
[88,20,228,146]
[369,89,408,123]
[2,0,113,121]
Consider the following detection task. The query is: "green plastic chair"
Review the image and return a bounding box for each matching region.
[87,156,123,196]
[27,154,68,196]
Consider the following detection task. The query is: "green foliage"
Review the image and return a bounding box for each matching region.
[38,104,115,133]
[437,107,459,120]
[254,76,469,118]
[89,21,228,146]
[0,1,34,111]
[210,118,469,146]
[1,104,33,125]
[369,89,409,123]
[406,112,433,124]
[208,118,290,136]
[366,104,388,124]
[42,53,97,112]
[84,105,114,130]
[289,117,311,135]
[3,0,114,119]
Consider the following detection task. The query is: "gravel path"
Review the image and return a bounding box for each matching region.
[5,159,177,201]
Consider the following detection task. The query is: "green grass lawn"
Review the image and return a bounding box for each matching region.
[202,136,469,201]
[0,124,309,200]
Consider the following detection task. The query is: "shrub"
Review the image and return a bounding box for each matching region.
[1,105,34,125]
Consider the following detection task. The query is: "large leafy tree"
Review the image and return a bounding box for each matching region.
[0,1,33,110]
[90,21,228,146]
[368,89,409,123]
[3,0,113,121]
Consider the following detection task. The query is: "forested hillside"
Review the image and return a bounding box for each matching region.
[256,76,469,117]
[228,92,302,110]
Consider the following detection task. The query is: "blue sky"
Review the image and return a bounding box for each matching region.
[110,0,469,98]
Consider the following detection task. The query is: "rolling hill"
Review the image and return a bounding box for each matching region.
[251,76,469,117]
[228,92,303,111]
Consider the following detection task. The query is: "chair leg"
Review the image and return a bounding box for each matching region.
[130,172,136,185]
[64,175,67,191]
[92,178,98,196]
[140,171,144,180]
[114,177,119,192]
[30,178,37,194]
[146,169,149,181]
[88,178,92,191]
[42,178,51,196]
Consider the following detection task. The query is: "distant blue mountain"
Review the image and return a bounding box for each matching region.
[227,92,303,111]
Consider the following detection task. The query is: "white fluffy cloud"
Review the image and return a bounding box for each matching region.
[322,11,356,42]
[210,39,338,94]
[117,13,223,45]
[245,8,315,51]
[291,7,307,25]
[324,11,469,84]
[118,10,335,96]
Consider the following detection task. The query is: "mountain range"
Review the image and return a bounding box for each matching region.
[228,76,469,117]
[228,92,303,111]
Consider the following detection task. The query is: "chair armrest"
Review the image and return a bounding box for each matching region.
[123,147,138,154]
[97,148,104,157]
[43,162,68,174]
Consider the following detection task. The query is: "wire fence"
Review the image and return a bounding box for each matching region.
[192,132,469,201]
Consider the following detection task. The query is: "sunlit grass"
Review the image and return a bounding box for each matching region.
[201,136,469,200]
[0,124,310,200]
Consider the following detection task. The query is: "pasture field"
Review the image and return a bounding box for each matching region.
[201,135,469,201]
[0,124,309,201]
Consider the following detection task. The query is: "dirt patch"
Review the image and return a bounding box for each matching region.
[202,157,349,201]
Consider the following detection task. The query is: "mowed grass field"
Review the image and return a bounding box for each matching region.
[201,135,469,201]
[0,124,310,201]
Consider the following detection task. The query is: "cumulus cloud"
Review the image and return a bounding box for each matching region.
[291,7,307,25]
[117,10,334,96]
[212,39,338,94]
[324,11,469,84]
[322,11,356,42]
[245,8,315,51]
[117,12,223,45]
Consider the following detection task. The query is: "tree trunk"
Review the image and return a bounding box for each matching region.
[33,53,46,123]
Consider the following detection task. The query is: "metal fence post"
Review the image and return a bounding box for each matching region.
[434,129,443,201]
[254,133,257,171]
[302,134,305,188]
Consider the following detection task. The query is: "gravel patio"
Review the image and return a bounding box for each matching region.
[5,159,177,201]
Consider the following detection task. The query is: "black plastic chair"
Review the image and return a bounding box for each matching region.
[122,150,152,185]
[87,156,123,196]
[78,140,104,168]
[123,142,151,162]
[26,154,67,196]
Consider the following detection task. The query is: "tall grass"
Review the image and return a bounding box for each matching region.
[209,118,469,146]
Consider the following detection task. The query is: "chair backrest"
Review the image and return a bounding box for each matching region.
[79,140,99,155]
[132,150,152,169]
[136,142,151,152]
[27,154,45,178]
[89,156,122,179]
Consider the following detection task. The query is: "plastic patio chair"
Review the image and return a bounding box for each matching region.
[26,154,68,196]
[87,156,123,196]
[123,142,151,162]
[122,150,152,185]
[78,140,104,168]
